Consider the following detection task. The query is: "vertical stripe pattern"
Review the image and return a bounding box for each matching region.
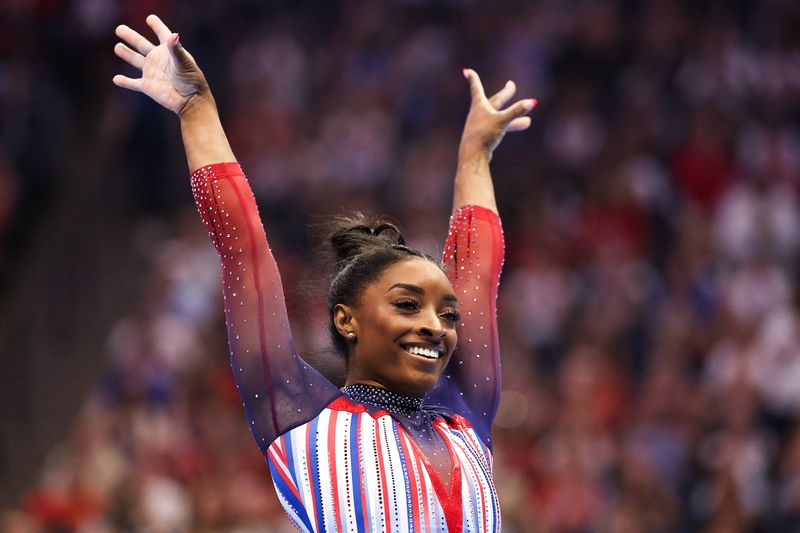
[267,399,500,532]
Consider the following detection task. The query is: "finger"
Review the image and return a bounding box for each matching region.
[115,24,155,56]
[114,42,145,70]
[488,80,517,110]
[507,116,532,132]
[112,74,144,93]
[146,14,172,44]
[463,68,487,103]
[499,98,537,124]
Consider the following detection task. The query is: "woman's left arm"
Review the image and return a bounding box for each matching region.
[428,70,536,446]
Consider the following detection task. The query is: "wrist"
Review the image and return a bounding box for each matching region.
[178,93,218,122]
[458,144,491,165]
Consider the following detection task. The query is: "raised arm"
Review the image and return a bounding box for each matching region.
[113,16,339,452]
[428,69,535,446]
[452,69,535,214]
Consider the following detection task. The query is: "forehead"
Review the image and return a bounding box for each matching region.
[372,258,454,295]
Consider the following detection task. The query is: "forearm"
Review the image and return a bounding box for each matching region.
[179,96,236,171]
[452,146,497,215]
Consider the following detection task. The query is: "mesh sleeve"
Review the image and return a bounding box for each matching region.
[426,205,504,447]
[190,162,340,454]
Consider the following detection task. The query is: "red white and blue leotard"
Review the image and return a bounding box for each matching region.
[190,162,505,532]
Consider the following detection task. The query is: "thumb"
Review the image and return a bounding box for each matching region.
[463,68,486,104]
[168,33,194,69]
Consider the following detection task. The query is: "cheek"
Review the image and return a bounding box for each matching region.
[447,330,458,354]
[367,313,410,340]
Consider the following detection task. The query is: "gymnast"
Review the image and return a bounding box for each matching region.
[113,14,535,532]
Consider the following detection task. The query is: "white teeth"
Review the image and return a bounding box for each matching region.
[406,346,440,359]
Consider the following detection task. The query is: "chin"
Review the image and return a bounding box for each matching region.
[403,367,446,396]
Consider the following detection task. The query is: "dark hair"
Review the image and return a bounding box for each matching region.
[327,214,438,358]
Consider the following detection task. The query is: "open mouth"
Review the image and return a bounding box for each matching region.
[403,345,444,360]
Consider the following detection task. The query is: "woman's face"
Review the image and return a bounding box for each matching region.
[340,257,459,396]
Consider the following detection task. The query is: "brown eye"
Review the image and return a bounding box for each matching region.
[441,309,461,322]
[393,300,419,311]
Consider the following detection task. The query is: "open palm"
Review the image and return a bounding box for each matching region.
[113,15,208,115]
[460,69,536,157]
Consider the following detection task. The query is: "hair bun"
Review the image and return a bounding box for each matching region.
[328,213,406,265]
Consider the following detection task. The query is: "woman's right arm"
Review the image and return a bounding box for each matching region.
[113,15,340,452]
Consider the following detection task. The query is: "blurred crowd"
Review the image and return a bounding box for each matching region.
[3,0,800,531]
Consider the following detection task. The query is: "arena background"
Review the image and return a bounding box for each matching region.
[2,0,800,531]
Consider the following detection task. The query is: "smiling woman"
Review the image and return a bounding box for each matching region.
[336,257,458,396]
[113,13,535,533]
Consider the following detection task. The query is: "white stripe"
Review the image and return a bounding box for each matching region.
[451,438,481,531]
[359,415,381,532]
[314,410,336,531]
[334,412,357,532]
[379,416,409,531]
[402,432,425,531]
[451,427,500,532]
[289,428,318,529]
[267,446,297,497]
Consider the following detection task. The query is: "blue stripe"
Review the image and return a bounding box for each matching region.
[390,423,415,532]
[307,416,326,532]
[349,413,367,533]
[268,458,315,532]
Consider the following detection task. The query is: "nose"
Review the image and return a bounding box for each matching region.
[419,326,447,341]
[418,316,447,341]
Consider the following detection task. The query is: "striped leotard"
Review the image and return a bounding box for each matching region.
[190,162,504,532]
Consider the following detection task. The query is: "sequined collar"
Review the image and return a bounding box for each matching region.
[341,384,423,417]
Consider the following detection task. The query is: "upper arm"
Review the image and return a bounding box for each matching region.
[191,163,340,452]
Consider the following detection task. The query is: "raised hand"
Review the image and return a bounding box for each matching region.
[113,15,209,116]
[451,70,537,212]
[459,69,536,159]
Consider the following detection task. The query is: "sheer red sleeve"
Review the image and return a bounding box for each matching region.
[426,205,504,447]
[190,162,340,454]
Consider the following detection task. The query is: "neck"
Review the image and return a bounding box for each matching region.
[341,383,424,416]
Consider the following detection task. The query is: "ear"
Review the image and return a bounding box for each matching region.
[333,303,359,338]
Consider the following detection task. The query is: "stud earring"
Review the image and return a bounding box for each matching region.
[347,332,356,339]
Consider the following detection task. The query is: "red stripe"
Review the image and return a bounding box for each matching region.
[453,416,492,473]
[328,396,394,421]
[414,452,430,529]
[328,410,342,530]
[434,421,464,532]
[375,418,392,533]
[274,434,288,465]
[329,396,367,413]
[267,447,304,503]
[407,420,463,532]
[397,431,421,532]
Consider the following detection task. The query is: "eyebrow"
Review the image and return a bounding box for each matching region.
[386,283,459,304]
